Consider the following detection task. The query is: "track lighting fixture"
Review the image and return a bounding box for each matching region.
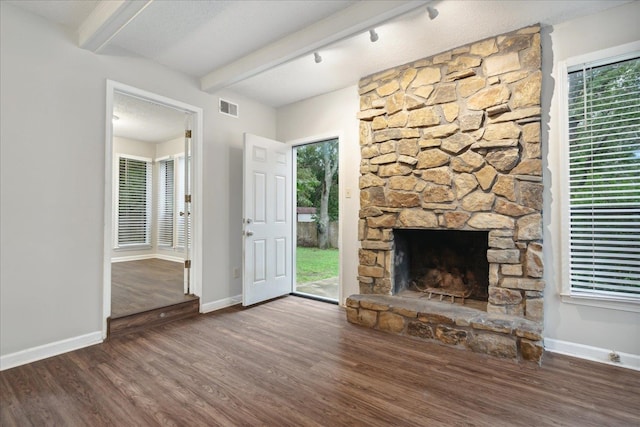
[314,52,322,63]
[369,29,379,43]
[427,6,439,20]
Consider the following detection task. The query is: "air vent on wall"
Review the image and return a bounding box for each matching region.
[219,98,239,118]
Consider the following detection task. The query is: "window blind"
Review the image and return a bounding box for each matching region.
[158,159,174,247]
[567,56,640,298]
[118,157,152,247]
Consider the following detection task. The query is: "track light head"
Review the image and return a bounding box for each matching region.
[314,52,322,63]
[427,6,439,20]
[369,29,379,43]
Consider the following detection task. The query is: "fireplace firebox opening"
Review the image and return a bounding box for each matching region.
[393,229,489,303]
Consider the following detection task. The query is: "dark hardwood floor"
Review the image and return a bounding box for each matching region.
[2,296,639,426]
[111,258,196,318]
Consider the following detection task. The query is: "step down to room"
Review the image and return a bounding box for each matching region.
[108,298,199,338]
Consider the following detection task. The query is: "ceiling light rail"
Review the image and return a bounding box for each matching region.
[200,0,433,93]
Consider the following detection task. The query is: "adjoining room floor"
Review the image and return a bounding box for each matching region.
[1,296,638,426]
[111,258,196,318]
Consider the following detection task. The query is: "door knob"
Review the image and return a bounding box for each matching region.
[245,231,254,236]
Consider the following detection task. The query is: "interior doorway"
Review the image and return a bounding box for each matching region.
[103,81,203,338]
[293,138,339,302]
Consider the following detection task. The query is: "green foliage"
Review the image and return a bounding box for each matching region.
[295,247,339,283]
[296,139,339,220]
[296,167,319,207]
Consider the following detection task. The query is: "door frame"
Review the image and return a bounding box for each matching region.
[289,132,343,303]
[102,80,204,339]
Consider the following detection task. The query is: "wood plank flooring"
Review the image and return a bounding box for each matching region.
[111,258,196,318]
[2,296,639,426]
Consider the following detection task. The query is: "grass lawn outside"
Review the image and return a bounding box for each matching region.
[296,247,339,283]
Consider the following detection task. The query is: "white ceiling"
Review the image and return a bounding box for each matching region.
[8,0,632,111]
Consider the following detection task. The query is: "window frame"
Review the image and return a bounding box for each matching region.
[114,153,153,250]
[558,40,640,312]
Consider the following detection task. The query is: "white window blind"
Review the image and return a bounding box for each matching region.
[158,159,174,247]
[567,55,640,299]
[118,156,152,247]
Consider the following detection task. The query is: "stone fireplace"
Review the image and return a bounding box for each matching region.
[347,25,545,363]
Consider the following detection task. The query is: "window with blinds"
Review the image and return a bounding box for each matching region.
[158,159,174,247]
[567,55,640,299]
[118,156,152,247]
[157,155,190,250]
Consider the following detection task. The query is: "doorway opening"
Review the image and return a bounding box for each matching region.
[293,138,339,303]
[103,81,203,338]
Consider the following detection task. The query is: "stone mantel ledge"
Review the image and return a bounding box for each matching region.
[346,294,544,364]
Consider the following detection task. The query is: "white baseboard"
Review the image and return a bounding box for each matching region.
[201,294,242,314]
[111,254,155,263]
[111,254,184,263]
[154,254,184,263]
[0,331,103,371]
[545,338,640,371]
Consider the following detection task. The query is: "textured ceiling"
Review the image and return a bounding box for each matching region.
[113,92,187,143]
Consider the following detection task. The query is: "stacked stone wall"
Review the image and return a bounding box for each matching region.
[354,25,544,357]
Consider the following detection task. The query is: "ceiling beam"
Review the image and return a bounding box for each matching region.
[77,0,153,52]
[200,0,431,93]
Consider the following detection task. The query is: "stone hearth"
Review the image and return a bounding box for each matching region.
[348,25,544,363]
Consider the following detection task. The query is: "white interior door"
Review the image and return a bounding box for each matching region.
[243,133,292,306]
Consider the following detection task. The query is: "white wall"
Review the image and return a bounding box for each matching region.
[545,1,640,358]
[155,137,185,159]
[114,136,156,159]
[276,86,361,304]
[0,3,275,358]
